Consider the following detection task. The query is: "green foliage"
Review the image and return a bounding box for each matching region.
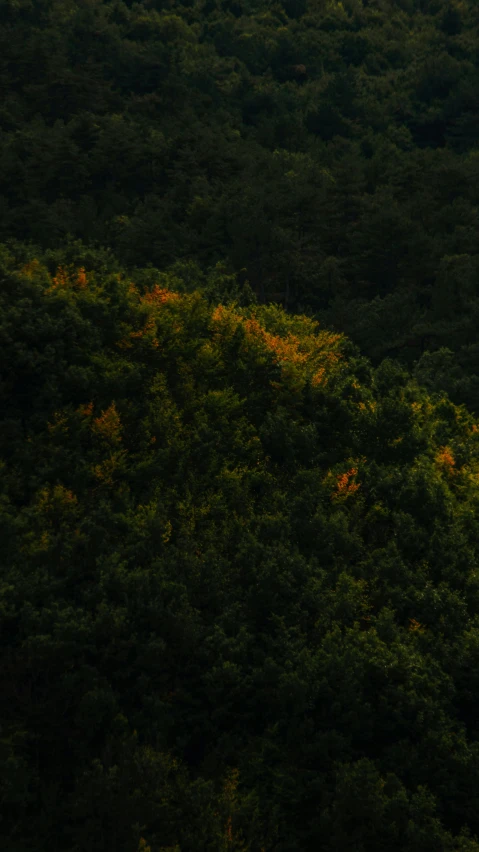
[1,0,479,407]
[2,254,479,848]
[3,0,479,846]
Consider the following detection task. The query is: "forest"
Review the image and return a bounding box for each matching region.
[1,0,479,849]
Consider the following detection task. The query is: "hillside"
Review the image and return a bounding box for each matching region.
[3,0,479,847]
[1,0,479,408]
[2,247,479,849]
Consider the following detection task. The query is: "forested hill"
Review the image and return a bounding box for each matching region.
[3,0,479,850]
[2,249,479,850]
[1,0,479,409]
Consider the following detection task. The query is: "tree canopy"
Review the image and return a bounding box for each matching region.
[2,0,479,848]
[1,0,479,407]
[2,246,479,849]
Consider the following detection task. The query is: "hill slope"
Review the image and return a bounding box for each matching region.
[1,0,479,407]
[2,248,479,850]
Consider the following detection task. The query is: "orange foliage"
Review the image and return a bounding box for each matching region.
[47,265,88,292]
[211,305,343,388]
[311,344,342,387]
[129,316,159,348]
[76,267,88,289]
[51,266,69,289]
[211,304,231,324]
[311,367,326,387]
[332,467,360,500]
[20,259,42,278]
[436,446,455,470]
[142,286,180,305]
[92,403,122,443]
[77,401,94,417]
[243,317,309,366]
[116,336,133,350]
[225,815,233,845]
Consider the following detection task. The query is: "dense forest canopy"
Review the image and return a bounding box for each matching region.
[3,246,479,850]
[1,0,479,407]
[2,0,479,849]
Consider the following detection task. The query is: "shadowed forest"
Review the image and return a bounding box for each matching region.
[2,0,479,849]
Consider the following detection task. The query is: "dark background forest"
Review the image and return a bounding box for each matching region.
[2,0,479,849]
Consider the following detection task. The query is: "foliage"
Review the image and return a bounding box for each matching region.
[2,253,479,849]
[1,0,479,406]
[3,0,479,846]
